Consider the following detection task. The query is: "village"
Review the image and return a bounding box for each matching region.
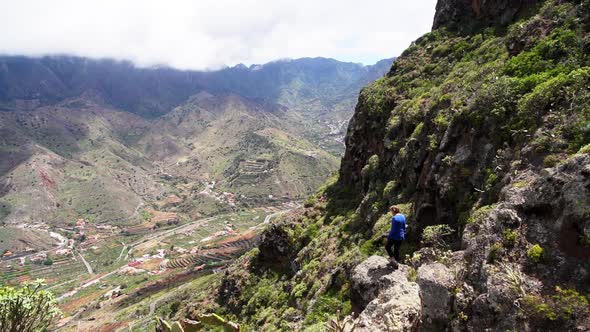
[0,199,297,330]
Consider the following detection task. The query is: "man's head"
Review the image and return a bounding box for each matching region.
[390,206,400,214]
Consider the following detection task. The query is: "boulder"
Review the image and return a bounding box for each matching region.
[417,263,454,326]
[352,256,422,331]
[351,255,396,309]
[356,271,421,332]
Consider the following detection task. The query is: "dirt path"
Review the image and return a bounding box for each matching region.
[76,249,94,275]
[114,243,127,263]
[262,206,296,225]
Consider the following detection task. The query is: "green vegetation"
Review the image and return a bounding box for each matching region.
[421,224,454,248]
[503,229,518,247]
[488,242,503,263]
[407,267,418,282]
[0,279,61,332]
[140,209,155,221]
[523,287,589,322]
[155,313,239,332]
[578,143,590,154]
[466,205,497,224]
[582,230,590,247]
[527,244,545,263]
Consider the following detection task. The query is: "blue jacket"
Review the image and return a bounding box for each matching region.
[388,213,406,240]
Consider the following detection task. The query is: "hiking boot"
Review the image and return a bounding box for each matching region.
[389,257,399,269]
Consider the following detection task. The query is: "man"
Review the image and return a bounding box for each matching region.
[385,205,406,268]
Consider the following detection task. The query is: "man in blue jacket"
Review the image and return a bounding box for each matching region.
[385,205,406,268]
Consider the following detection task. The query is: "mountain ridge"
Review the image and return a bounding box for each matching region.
[0,55,394,117]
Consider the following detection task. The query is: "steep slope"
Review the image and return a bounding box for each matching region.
[0,98,164,228]
[180,0,590,331]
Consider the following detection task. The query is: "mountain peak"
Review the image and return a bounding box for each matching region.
[433,0,539,30]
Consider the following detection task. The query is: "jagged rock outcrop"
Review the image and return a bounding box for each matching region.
[257,223,299,274]
[433,0,539,30]
[463,154,590,289]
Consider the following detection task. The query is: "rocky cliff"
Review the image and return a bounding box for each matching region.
[433,0,539,30]
[178,0,590,330]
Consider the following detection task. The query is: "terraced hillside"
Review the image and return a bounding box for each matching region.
[40,207,287,332]
[166,233,259,269]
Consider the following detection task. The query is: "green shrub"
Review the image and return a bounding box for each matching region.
[407,267,418,282]
[432,43,451,57]
[359,239,379,257]
[382,180,397,199]
[0,280,61,331]
[305,295,351,325]
[442,155,454,166]
[522,287,589,321]
[527,244,545,263]
[291,282,307,299]
[518,73,568,117]
[552,287,590,319]
[488,242,503,263]
[410,122,424,139]
[428,134,438,151]
[504,229,518,246]
[433,113,450,129]
[139,209,154,221]
[484,169,499,191]
[522,295,558,321]
[360,155,380,179]
[543,154,560,167]
[505,51,552,78]
[466,204,497,224]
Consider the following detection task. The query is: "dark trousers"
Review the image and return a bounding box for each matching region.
[385,239,402,261]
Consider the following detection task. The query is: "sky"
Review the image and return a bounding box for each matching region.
[0,0,437,70]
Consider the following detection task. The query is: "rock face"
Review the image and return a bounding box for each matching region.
[352,256,421,332]
[337,0,590,328]
[432,0,539,30]
[257,223,299,275]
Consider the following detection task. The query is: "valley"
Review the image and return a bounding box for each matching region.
[0,55,392,330]
[2,1,590,331]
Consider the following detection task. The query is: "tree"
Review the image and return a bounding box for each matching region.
[0,279,61,332]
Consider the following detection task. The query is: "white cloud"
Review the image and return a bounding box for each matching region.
[0,0,437,70]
